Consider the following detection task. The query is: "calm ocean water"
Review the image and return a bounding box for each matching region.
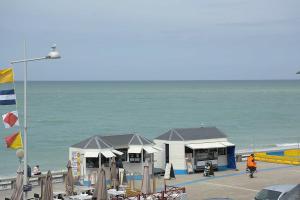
[0,80,300,176]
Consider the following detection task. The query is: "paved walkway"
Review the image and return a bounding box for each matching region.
[162,162,300,200]
[1,162,299,200]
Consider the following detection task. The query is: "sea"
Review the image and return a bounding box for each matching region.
[0,80,300,177]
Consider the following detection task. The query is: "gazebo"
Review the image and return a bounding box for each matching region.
[69,135,123,181]
[153,127,236,174]
[69,133,161,182]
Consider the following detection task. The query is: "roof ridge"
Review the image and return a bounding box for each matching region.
[95,136,101,148]
[128,134,137,145]
[169,130,174,141]
[142,136,153,144]
[136,134,143,145]
[100,137,112,148]
[84,137,93,149]
[173,129,185,141]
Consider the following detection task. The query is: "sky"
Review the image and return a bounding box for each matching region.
[0,0,300,81]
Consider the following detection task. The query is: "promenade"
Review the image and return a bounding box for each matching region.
[1,161,299,200]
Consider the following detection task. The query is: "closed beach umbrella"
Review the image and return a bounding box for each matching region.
[93,168,107,200]
[42,171,53,200]
[11,166,23,200]
[141,162,151,195]
[110,157,119,189]
[65,160,74,196]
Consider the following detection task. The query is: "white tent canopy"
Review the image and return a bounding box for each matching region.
[112,149,124,155]
[83,148,124,158]
[186,142,227,149]
[84,152,99,158]
[143,146,158,153]
[128,145,142,153]
[220,141,235,147]
[128,145,160,154]
[101,150,115,158]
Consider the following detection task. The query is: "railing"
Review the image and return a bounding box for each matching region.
[0,170,67,191]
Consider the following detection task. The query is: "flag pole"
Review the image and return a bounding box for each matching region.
[23,40,28,200]
[10,43,61,199]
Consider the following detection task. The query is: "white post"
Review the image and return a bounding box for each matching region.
[141,149,144,174]
[23,40,28,200]
[99,153,101,168]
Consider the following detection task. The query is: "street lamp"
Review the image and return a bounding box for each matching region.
[296,71,300,74]
[10,42,61,199]
[16,149,24,164]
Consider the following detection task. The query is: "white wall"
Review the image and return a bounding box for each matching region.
[169,142,185,170]
[153,140,166,169]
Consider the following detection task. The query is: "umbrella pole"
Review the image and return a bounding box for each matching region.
[152,175,156,193]
[40,178,44,198]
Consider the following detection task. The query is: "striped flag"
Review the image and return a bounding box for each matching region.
[2,111,19,128]
[5,132,23,149]
[0,89,16,105]
[0,68,14,84]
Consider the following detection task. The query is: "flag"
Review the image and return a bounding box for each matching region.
[0,89,16,105]
[0,68,14,84]
[2,111,19,128]
[5,132,23,149]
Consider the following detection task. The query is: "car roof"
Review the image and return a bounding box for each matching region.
[263,184,296,193]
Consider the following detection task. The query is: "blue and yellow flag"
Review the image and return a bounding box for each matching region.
[0,68,14,84]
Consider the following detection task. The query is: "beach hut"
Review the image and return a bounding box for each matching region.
[153,127,236,174]
[101,133,161,175]
[69,135,123,183]
[69,133,160,182]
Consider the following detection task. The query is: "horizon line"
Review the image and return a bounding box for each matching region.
[12,79,300,82]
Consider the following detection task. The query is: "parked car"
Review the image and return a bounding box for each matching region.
[280,184,300,200]
[255,184,297,200]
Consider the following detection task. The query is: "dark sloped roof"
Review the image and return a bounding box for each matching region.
[71,135,112,149]
[102,133,153,148]
[155,127,227,141]
[101,134,135,148]
[72,133,154,149]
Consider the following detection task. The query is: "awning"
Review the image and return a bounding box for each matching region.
[186,142,225,149]
[84,151,99,158]
[101,150,116,158]
[112,149,124,155]
[221,141,235,147]
[128,146,142,153]
[143,146,158,154]
[153,146,163,151]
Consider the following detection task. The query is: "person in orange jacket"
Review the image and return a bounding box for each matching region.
[247,154,256,178]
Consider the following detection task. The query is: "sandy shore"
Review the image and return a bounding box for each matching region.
[1,161,299,200]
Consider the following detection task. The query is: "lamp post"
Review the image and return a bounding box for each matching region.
[16,149,24,165]
[10,42,61,199]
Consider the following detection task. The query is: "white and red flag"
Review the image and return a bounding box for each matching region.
[2,111,19,128]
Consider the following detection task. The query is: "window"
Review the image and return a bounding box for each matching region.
[165,144,169,163]
[218,148,226,155]
[208,148,218,160]
[129,153,141,163]
[116,148,128,162]
[101,155,109,167]
[255,189,281,200]
[195,149,209,161]
[86,157,99,168]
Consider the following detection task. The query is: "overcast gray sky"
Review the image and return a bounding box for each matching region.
[1,0,300,80]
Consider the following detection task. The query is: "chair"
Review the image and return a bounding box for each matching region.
[34,193,40,199]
